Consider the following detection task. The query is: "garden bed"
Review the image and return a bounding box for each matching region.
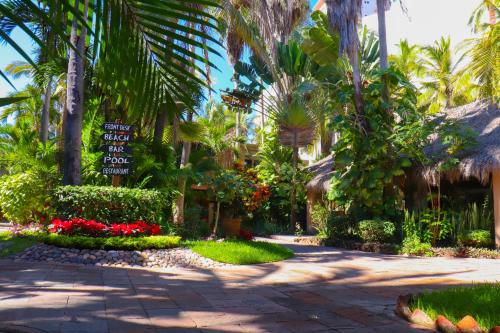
[396,284,500,332]
[293,236,500,259]
[13,243,228,269]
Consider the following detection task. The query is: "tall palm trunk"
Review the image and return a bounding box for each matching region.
[173,111,193,225]
[63,0,89,185]
[326,0,366,129]
[153,104,168,147]
[290,144,298,231]
[376,0,390,105]
[40,78,52,144]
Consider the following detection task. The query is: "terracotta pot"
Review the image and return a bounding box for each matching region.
[222,217,242,236]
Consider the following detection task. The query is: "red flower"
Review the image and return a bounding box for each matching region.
[48,218,161,238]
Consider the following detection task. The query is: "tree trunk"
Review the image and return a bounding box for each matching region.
[290,143,298,231]
[153,104,168,147]
[488,5,497,25]
[63,0,89,185]
[493,170,500,249]
[377,0,390,105]
[326,0,367,130]
[173,111,193,225]
[40,78,52,145]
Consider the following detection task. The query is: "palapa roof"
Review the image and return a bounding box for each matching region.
[305,154,334,194]
[423,100,500,185]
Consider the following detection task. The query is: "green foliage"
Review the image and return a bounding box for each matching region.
[403,208,452,246]
[0,171,52,224]
[328,68,416,219]
[310,203,331,238]
[174,205,210,239]
[412,284,500,330]
[185,240,294,265]
[51,186,170,225]
[0,231,39,258]
[458,230,493,248]
[358,220,396,243]
[42,234,181,250]
[401,235,433,256]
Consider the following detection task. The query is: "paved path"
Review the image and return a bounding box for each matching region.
[0,240,499,333]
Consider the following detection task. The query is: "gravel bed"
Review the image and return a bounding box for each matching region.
[12,244,231,269]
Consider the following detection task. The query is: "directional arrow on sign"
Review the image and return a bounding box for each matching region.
[102,155,134,165]
[101,167,132,176]
[100,145,133,154]
[101,122,134,132]
[101,132,133,142]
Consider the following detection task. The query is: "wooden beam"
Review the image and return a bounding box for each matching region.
[493,170,500,249]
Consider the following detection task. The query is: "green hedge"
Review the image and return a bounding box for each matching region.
[42,234,181,250]
[51,186,168,224]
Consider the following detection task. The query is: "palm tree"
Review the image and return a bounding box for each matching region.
[389,39,424,81]
[465,0,499,101]
[325,0,370,133]
[469,0,499,33]
[1,0,221,185]
[419,37,476,113]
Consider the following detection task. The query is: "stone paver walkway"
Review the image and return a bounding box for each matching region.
[1,239,499,333]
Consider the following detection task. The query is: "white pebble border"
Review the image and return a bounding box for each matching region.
[12,244,231,269]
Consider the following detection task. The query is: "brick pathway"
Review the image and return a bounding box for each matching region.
[1,240,498,333]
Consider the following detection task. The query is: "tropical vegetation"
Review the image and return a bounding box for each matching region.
[0,0,498,259]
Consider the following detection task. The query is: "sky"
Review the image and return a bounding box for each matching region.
[0,0,482,104]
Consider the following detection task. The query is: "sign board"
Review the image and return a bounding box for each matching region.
[101,132,133,142]
[102,155,134,165]
[101,167,132,176]
[100,122,134,181]
[101,122,134,132]
[100,144,133,154]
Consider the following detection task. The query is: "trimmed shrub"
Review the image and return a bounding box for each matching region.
[51,186,168,224]
[458,230,492,248]
[358,219,396,243]
[42,234,181,250]
[0,172,50,224]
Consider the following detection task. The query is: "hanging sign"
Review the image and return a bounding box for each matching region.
[100,144,133,154]
[102,155,134,165]
[101,122,134,132]
[101,132,133,142]
[100,122,134,179]
[101,167,132,176]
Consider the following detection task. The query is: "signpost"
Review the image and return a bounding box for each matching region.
[101,121,134,186]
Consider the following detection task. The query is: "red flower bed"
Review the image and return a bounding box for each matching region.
[48,218,160,237]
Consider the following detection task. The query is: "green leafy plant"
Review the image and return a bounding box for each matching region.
[358,219,396,243]
[0,171,52,224]
[51,186,170,225]
[310,203,332,238]
[458,230,492,248]
[401,234,433,256]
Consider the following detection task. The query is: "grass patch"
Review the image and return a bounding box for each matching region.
[0,231,39,258]
[42,234,181,250]
[185,240,294,265]
[412,283,500,329]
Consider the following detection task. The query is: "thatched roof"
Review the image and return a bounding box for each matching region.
[305,154,334,194]
[423,100,500,185]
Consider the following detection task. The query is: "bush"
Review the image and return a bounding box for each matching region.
[0,172,50,224]
[401,235,433,256]
[358,219,396,243]
[458,230,492,248]
[51,186,168,224]
[310,203,332,238]
[42,234,181,250]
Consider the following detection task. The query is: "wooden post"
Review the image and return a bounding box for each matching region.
[493,170,500,249]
